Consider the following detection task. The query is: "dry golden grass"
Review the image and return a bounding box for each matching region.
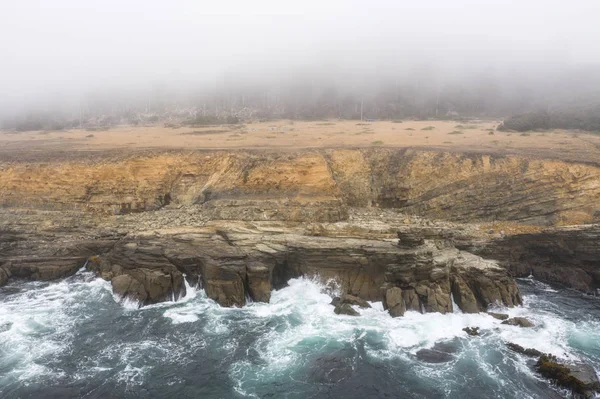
[1,119,600,163]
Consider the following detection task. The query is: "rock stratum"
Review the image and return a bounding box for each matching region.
[1,147,599,312]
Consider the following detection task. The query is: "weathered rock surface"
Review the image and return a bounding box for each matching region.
[383,287,406,317]
[334,303,360,316]
[568,363,600,398]
[536,354,600,399]
[488,312,509,320]
[506,342,542,357]
[331,294,371,309]
[0,208,522,313]
[0,267,9,287]
[1,149,599,226]
[502,317,535,328]
[463,327,480,336]
[461,225,600,294]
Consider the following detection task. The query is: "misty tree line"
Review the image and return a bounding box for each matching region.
[3,68,600,131]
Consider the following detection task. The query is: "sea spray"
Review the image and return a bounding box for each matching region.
[0,274,598,398]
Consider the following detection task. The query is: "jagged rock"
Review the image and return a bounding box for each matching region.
[397,230,424,248]
[202,264,246,307]
[111,274,147,305]
[0,267,9,286]
[502,317,534,328]
[461,225,600,294]
[331,294,371,309]
[0,208,524,311]
[341,294,371,309]
[334,303,359,316]
[451,275,479,313]
[402,289,422,312]
[463,327,480,336]
[488,312,509,320]
[568,363,600,397]
[383,287,406,317]
[536,354,600,398]
[506,342,542,357]
[246,263,271,303]
[0,321,12,332]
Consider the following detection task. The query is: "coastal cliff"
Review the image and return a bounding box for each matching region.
[1,148,598,311]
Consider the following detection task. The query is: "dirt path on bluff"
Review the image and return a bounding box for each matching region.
[1,119,600,163]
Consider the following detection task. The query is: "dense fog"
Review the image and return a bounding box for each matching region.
[2,0,600,128]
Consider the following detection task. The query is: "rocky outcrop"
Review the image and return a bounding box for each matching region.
[488,312,509,320]
[1,147,598,300]
[382,287,406,317]
[502,317,534,328]
[0,267,9,287]
[461,224,600,293]
[0,209,522,313]
[381,228,521,316]
[333,303,360,316]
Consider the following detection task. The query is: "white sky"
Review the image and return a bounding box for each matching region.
[1,0,599,101]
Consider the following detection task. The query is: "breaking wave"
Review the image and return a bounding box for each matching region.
[0,272,599,398]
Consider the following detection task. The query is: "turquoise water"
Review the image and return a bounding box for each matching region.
[0,270,598,398]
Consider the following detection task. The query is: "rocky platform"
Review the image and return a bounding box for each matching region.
[0,206,522,314]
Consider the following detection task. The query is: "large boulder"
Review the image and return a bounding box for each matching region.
[383,287,406,317]
[111,274,148,305]
[568,363,600,397]
[246,263,272,303]
[536,354,600,398]
[488,312,509,320]
[0,267,9,286]
[340,294,371,309]
[334,303,360,316]
[110,268,186,306]
[502,317,535,328]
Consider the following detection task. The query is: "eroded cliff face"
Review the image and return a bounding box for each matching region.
[0,148,598,312]
[1,148,599,225]
[0,208,521,313]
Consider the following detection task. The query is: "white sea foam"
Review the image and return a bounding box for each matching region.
[0,274,112,390]
[2,272,598,397]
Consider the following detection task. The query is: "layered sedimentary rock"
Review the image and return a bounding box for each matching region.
[1,149,599,226]
[460,224,600,293]
[0,208,521,314]
[1,147,598,308]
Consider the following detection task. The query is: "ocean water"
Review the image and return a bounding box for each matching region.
[0,270,598,399]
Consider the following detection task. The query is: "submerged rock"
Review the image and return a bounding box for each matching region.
[487,312,509,320]
[416,348,455,363]
[331,294,371,309]
[0,321,12,333]
[416,340,460,363]
[506,342,542,357]
[334,303,360,316]
[502,317,534,328]
[463,327,480,336]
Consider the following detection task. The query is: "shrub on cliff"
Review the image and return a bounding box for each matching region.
[499,107,600,132]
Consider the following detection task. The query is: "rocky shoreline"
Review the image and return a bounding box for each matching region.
[1,147,599,312]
